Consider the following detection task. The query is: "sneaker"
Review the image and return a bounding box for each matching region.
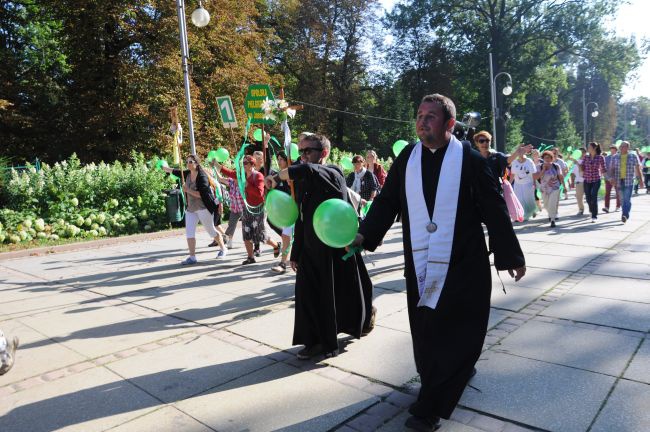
[207,240,218,247]
[577,210,584,216]
[227,238,234,249]
[273,241,282,258]
[615,207,621,212]
[271,262,287,274]
[181,256,197,265]
[217,249,227,258]
[550,220,556,228]
[622,216,628,223]
[0,336,19,376]
[602,207,609,213]
[591,217,597,223]
[362,306,377,336]
[242,256,256,265]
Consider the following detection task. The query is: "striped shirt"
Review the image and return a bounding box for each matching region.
[609,153,640,187]
[581,154,606,183]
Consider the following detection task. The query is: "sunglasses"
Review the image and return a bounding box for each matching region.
[186,160,196,165]
[477,139,490,144]
[298,147,322,156]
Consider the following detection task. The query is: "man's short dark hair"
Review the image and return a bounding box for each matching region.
[420,94,456,122]
[302,134,331,151]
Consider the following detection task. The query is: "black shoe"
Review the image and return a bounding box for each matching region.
[622,216,628,223]
[273,241,281,258]
[361,306,377,336]
[242,257,256,265]
[254,249,261,257]
[207,240,218,247]
[550,220,556,228]
[404,415,441,432]
[296,344,324,360]
[602,207,609,213]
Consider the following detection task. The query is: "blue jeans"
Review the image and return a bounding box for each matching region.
[618,181,633,219]
[584,180,600,218]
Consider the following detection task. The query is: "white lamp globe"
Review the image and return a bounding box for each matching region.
[191,6,210,28]
[502,85,513,96]
[591,110,599,118]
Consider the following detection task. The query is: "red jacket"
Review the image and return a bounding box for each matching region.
[220,167,265,206]
[371,162,387,187]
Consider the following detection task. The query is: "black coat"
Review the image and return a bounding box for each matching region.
[288,163,374,352]
[172,169,219,215]
[359,141,525,419]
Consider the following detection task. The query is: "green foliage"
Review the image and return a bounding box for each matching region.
[0,153,176,245]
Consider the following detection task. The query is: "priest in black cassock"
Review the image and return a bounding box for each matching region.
[351,94,526,432]
[265,133,375,360]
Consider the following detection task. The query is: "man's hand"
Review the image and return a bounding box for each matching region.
[264,175,277,190]
[290,261,298,272]
[517,144,533,156]
[346,233,364,252]
[508,266,526,282]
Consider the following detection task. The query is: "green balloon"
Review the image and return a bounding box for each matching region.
[290,143,299,161]
[645,160,650,167]
[571,149,582,159]
[615,139,622,146]
[265,190,299,228]
[206,150,219,162]
[216,148,229,163]
[340,156,354,171]
[313,198,358,248]
[253,128,263,142]
[155,159,169,171]
[567,146,573,152]
[393,140,409,157]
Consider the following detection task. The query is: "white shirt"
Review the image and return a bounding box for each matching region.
[511,158,536,184]
[555,158,568,174]
[572,163,584,183]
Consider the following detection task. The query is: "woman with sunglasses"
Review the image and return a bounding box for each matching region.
[472,131,532,191]
[163,154,227,265]
[215,155,281,265]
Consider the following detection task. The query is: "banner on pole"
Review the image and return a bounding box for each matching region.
[244,84,275,125]
[216,96,238,129]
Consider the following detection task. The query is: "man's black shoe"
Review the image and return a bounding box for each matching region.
[208,240,218,247]
[361,306,377,336]
[404,415,441,432]
[296,344,324,360]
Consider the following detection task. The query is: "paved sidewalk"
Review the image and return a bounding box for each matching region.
[1,191,649,432]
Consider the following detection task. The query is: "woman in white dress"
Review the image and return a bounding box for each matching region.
[510,152,538,220]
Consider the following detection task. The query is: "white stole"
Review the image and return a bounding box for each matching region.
[405,137,463,310]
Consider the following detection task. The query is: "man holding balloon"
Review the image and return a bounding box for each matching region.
[265,133,375,360]
[351,93,526,432]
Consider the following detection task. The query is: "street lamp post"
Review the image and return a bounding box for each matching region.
[176,0,210,156]
[582,89,599,146]
[489,53,513,153]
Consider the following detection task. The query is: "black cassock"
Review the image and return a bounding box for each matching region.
[288,163,374,353]
[359,142,524,419]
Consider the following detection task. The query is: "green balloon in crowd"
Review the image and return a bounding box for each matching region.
[253,128,263,142]
[290,143,299,161]
[155,159,169,171]
[393,140,409,157]
[340,157,354,171]
[361,200,373,218]
[645,160,650,167]
[265,190,299,228]
[206,150,219,162]
[571,149,582,159]
[567,146,573,152]
[216,148,230,163]
[615,139,622,146]
[313,198,359,248]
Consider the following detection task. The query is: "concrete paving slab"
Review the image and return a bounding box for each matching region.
[0,290,100,319]
[488,308,510,329]
[376,308,410,333]
[372,287,408,318]
[496,320,640,375]
[19,300,192,358]
[373,273,406,292]
[624,338,650,384]
[592,261,650,280]
[491,286,546,311]
[491,266,569,291]
[461,352,615,432]
[542,294,650,332]
[176,362,377,432]
[376,411,484,432]
[570,274,650,303]
[609,250,650,265]
[522,253,593,272]
[0,367,160,432]
[533,243,607,258]
[110,406,213,432]
[554,234,621,249]
[226,306,296,350]
[129,286,232,311]
[590,379,650,432]
[107,335,274,403]
[324,326,417,387]
[0,319,86,385]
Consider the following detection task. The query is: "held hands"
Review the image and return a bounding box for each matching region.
[508,266,526,282]
[346,233,365,252]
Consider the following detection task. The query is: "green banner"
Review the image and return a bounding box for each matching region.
[244,84,275,125]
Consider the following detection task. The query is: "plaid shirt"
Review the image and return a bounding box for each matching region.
[581,154,606,183]
[609,153,640,187]
[227,178,245,214]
